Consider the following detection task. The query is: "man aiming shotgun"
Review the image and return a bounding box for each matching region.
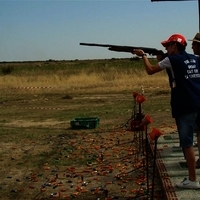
[132,33,200,189]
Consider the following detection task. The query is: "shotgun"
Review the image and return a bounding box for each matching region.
[80,42,165,56]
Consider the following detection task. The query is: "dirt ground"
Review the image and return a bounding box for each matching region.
[0,90,177,200]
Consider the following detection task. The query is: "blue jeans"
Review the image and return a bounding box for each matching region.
[175,112,197,147]
[195,112,200,132]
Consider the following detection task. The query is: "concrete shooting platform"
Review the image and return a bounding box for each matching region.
[153,130,200,200]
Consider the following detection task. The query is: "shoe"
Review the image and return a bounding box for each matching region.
[176,178,200,189]
[196,159,200,168]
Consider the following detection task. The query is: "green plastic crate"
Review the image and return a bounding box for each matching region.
[70,117,100,129]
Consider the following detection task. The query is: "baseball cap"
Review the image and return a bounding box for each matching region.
[188,33,200,43]
[161,34,186,47]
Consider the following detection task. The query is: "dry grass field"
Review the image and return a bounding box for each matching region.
[0,58,176,200]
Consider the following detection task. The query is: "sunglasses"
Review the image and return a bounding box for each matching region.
[166,42,175,47]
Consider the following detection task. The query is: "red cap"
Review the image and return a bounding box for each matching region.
[161,34,186,47]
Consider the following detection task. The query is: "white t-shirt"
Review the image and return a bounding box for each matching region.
[158,57,176,87]
[158,57,172,69]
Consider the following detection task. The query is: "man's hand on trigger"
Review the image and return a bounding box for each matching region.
[156,51,166,61]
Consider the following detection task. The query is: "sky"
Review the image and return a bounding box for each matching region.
[0,0,199,62]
